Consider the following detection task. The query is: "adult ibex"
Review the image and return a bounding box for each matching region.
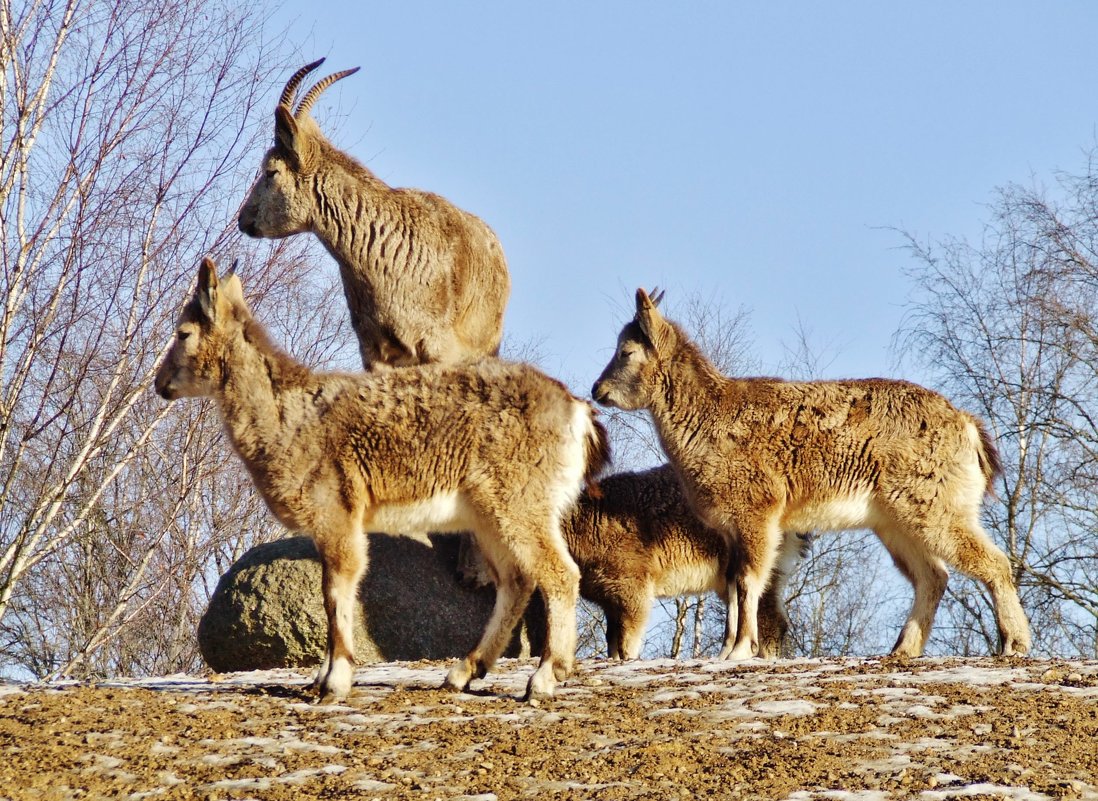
[238,60,510,368]
[156,258,608,702]
[592,289,1031,661]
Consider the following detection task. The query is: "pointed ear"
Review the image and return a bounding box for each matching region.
[635,287,674,356]
[220,271,248,312]
[274,105,304,169]
[196,257,220,321]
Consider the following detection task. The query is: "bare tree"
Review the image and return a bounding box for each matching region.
[0,0,353,679]
[899,155,1098,657]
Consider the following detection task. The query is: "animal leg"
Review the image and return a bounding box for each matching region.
[726,516,783,660]
[525,533,581,701]
[717,573,740,660]
[444,558,535,693]
[756,583,788,659]
[616,591,653,660]
[940,519,1032,656]
[603,603,624,660]
[314,529,367,702]
[755,531,805,658]
[876,524,948,657]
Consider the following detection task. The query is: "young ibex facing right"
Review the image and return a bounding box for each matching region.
[592,289,1031,661]
[238,60,510,369]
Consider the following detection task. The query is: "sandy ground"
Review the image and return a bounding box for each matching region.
[0,657,1096,800]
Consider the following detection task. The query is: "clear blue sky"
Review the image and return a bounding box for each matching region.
[262,2,1098,393]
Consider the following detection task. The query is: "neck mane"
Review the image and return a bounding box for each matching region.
[216,316,315,466]
[648,323,732,463]
[309,138,391,269]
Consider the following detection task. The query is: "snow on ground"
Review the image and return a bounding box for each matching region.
[2,656,1097,800]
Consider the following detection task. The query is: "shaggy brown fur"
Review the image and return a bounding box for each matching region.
[238,60,510,369]
[565,465,809,659]
[592,289,1031,660]
[156,258,608,702]
[460,464,810,659]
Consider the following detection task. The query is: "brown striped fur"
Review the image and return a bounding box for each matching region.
[156,258,608,702]
[238,61,510,369]
[592,289,1031,660]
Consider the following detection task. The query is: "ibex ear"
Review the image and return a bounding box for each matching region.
[635,287,673,355]
[274,105,305,169]
[220,271,247,311]
[196,257,220,322]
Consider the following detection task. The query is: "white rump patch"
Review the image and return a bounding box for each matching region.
[547,401,596,523]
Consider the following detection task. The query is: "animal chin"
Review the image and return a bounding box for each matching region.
[592,389,618,408]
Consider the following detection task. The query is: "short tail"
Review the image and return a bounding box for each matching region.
[973,417,1003,495]
[582,407,612,499]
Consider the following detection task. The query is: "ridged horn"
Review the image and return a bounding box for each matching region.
[278,59,325,110]
[295,67,361,118]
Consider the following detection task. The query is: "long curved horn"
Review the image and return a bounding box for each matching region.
[295,67,361,118]
[278,59,325,110]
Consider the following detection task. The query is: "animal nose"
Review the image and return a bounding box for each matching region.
[154,375,173,400]
[591,382,607,403]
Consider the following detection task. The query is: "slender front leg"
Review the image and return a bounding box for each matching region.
[314,530,367,702]
[726,516,782,660]
[525,537,580,701]
[717,573,740,660]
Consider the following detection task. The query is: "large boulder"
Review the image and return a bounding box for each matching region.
[198,533,542,673]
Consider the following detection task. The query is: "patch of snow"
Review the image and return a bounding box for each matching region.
[751,699,820,716]
[919,782,1053,800]
[784,790,894,800]
[352,777,399,792]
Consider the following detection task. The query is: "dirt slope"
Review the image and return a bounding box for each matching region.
[0,657,1095,800]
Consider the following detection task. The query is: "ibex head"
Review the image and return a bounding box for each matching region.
[238,59,361,239]
[155,257,248,400]
[591,288,670,410]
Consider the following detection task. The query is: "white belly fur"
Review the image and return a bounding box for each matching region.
[364,491,478,535]
[653,558,723,598]
[781,490,876,533]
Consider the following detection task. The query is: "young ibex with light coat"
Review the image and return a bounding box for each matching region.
[238,60,510,369]
[592,289,1031,660]
[566,465,809,659]
[155,258,608,702]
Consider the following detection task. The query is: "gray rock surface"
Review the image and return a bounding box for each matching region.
[198,534,542,672]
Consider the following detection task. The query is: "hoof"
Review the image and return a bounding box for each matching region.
[444,660,476,693]
[522,683,554,704]
[726,642,756,661]
[524,665,558,703]
[441,676,470,693]
[315,687,348,705]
